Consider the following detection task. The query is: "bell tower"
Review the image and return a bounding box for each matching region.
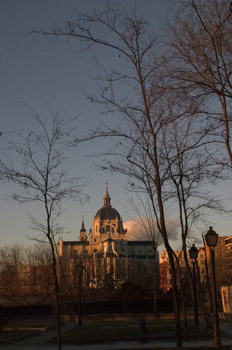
[79,218,87,241]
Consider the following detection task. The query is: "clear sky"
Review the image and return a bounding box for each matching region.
[0,0,231,249]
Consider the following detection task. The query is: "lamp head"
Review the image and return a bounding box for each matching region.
[189,244,199,260]
[77,261,84,274]
[205,226,218,248]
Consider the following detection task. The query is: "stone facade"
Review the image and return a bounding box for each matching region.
[57,187,158,288]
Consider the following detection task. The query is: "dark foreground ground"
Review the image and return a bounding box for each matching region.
[0,315,232,349]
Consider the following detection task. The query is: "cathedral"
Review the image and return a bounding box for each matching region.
[57,187,158,288]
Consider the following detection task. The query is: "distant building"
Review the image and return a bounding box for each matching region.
[57,187,158,288]
[159,251,172,292]
[225,235,232,280]
[204,236,229,285]
[159,236,230,294]
[197,247,207,283]
[205,236,228,262]
[159,248,206,293]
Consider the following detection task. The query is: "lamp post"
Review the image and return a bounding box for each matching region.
[77,261,84,327]
[205,227,221,348]
[189,244,199,332]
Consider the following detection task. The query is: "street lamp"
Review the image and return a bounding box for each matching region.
[205,227,221,348]
[77,261,84,327]
[189,244,199,331]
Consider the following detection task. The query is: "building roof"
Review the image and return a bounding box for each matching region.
[57,241,89,246]
[128,241,154,246]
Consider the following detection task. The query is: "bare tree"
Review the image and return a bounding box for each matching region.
[165,0,232,170]
[0,105,88,350]
[0,242,53,305]
[25,243,53,304]
[32,3,231,346]
[33,5,186,345]
[0,242,26,305]
[126,194,163,317]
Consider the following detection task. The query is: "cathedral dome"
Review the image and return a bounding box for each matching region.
[95,206,120,220]
[94,187,121,221]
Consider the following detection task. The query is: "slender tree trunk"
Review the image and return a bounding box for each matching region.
[153,248,157,317]
[54,267,62,350]
[180,279,188,341]
[50,240,62,350]
[166,246,183,348]
[196,261,207,328]
[175,257,188,341]
[203,236,213,314]
[157,180,182,347]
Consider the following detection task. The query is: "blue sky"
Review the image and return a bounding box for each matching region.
[0,0,230,249]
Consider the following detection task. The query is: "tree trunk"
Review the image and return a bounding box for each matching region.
[196,261,207,328]
[153,249,157,317]
[176,257,188,341]
[167,246,183,348]
[50,241,62,350]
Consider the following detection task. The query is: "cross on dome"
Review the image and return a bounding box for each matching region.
[103,184,111,207]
